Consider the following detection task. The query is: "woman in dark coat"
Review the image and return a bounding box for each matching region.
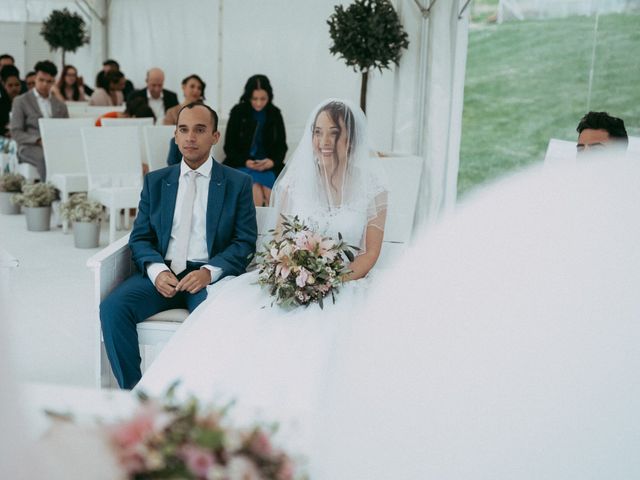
[223,74,287,206]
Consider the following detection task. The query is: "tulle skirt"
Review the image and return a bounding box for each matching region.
[136,270,371,471]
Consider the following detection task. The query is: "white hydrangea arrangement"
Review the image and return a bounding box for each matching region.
[11,182,58,207]
[59,193,103,223]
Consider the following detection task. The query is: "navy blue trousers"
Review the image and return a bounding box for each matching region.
[100,263,208,389]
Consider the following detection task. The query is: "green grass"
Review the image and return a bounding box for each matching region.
[458,13,640,195]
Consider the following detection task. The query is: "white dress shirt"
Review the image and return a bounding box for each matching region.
[147,90,164,125]
[33,88,52,118]
[146,157,222,286]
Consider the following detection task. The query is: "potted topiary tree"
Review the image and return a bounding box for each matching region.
[11,182,58,231]
[0,173,25,215]
[59,193,103,248]
[40,8,89,67]
[328,0,409,114]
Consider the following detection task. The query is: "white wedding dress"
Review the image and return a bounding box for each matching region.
[137,206,374,466]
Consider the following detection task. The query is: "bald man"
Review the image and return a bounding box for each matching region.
[127,67,178,122]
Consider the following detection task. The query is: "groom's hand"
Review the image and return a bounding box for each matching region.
[155,271,179,298]
[175,268,211,294]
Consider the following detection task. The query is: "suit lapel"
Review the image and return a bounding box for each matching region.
[160,168,180,255]
[206,161,226,255]
[27,92,43,118]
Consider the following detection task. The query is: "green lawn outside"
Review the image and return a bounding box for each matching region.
[458,12,640,195]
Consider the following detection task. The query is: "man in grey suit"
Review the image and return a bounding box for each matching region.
[10,60,69,180]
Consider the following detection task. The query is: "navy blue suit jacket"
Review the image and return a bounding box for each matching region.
[129,160,257,280]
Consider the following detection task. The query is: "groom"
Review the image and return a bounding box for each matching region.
[100,102,257,389]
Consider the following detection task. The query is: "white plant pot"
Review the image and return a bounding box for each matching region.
[24,206,52,231]
[0,191,20,215]
[73,221,100,248]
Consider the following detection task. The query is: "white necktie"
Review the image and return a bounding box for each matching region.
[171,170,197,275]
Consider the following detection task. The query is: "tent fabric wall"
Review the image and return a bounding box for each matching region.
[2,0,469,230]
[0,0,106,90]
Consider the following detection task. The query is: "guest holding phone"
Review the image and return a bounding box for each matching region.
[223,74,287,206]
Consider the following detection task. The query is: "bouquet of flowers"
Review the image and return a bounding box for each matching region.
[256,215,358,308]
[104,386,295,480]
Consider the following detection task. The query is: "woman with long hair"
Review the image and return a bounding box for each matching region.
[52,65,92,102]
[223,74,287,206]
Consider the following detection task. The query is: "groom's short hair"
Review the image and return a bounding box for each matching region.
[176,101,219,132]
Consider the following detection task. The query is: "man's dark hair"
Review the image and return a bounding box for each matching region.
[176,102,219,132]
[0,65,20,82]
[34,60,58,77]
[577,111,628,147]
[103,59,120,69]
[25,71,36,79]
[0,54,15,63]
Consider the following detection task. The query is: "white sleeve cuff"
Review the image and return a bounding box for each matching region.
[146,263,170,286]
[201,265,223,284]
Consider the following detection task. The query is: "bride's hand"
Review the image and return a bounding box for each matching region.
[175,268,211,294]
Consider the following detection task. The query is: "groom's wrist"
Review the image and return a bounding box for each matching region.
[201,265,222,284]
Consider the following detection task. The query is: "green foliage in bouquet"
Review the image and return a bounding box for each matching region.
[40,8,89,66]
[327,0,409,112]
[0,172,26,193]
[59,193,102,223]
[256,215,358,309]
[11,182,58,207]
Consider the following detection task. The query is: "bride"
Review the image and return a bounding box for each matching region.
[137,98,388,468]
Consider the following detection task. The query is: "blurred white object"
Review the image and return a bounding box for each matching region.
[315,159,640,479]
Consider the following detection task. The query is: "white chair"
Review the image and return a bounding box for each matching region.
[81,126,143,244]
[544,138,577,165]
[627,135,640,160]
[102,118,155,168]
[16,163,40,182]
[142,125,175,171]
[100,117,155,128]
[64,101,89,118]
[83,105,126,119]
[39,117,96,232]
[87,155,424,388]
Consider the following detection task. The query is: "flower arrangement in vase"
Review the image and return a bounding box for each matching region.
[0,172,25,215]
[11,182,58,231]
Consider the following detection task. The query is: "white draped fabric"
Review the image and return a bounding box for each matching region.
[314,159,640,479]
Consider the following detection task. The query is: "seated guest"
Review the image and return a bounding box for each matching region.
[95,97,156,126]
[9,60,69,180]
[223,74,287,206]
[576,111,628,157]
[0,65,22,137]
[127,68,179,123]
[98,59,134,99]
[163,74,206,125]
[24,71,36,91]
[0,54,14,69]
[52,64,93,102]
[0,54,27,93]
[89,70,125,106]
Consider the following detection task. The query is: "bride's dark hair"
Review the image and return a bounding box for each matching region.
[313,101,356,192]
